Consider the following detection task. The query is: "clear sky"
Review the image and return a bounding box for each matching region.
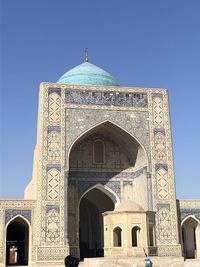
[0,0,200,199]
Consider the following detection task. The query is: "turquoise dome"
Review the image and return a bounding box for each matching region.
[57,62,119,86]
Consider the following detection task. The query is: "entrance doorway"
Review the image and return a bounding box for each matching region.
[182,216,199,259]
[79,188,114,259]
[6,217,29,265]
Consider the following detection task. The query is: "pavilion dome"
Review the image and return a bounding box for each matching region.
[114,200,144,212]
[57,61,119,86]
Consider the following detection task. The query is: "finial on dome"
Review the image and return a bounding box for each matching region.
[85,48,89,62]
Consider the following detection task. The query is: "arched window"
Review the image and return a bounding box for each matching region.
[132,226,141,247]
[93,139,105,164]
[113,227,122,247]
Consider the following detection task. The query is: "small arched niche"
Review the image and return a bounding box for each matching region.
[113,227,122,247]
[93,139,105,164]
[132,226,141,247]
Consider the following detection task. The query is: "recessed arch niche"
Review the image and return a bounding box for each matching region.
[6,216,29,265]
[67,121,148,258]
[69,121,148,172]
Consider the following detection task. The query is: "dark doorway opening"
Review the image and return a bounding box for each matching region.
[6,217,29,265]
[132,226,141,247]
[182,217,198,259]
[113,227,122,247]
[79,188,114,260]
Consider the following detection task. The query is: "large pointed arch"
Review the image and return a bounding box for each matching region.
[67,119,149,170]
[67,119,149,258]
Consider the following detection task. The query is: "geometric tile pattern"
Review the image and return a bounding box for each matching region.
[36,86,64,251]
[153,97,164,126]
[150,91,180,253]
[158,245,182,257]
[47,168,60,200]
[45,208,60,243]
[154,131,166,163]
[156,168,169,199]
[47,131,61,162]
[5,209,32,224]
[49,92,61,123]
[68,166,147,179]
[66,89,148,108]
[37,247,68,261]
[157,204,172,243]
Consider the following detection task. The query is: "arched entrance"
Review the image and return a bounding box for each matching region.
[6,216,29,265]
[182,216,200,259]
[68,120,148,258]
[79,187,114,259]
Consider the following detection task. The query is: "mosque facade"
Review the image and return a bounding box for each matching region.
[0,57,200,267]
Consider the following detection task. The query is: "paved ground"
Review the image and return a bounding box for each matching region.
[5,259,200,267]
[81,260,200,266]
[184,260,200,266]
[79,260,200,267]
[80,261,200,267]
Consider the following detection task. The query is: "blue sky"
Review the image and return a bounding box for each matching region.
[0,0,200,199]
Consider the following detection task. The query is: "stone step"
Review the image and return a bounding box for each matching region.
[79,256,184,267]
